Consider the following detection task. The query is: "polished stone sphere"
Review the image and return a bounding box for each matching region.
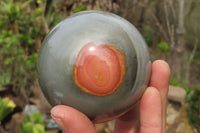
[37,10,151,122]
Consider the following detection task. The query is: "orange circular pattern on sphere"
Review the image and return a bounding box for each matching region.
[73,42,126,96]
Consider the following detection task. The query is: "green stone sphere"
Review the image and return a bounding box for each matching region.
[37,10,151,123]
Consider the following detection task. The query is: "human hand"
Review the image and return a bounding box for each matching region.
[50,60,170,133]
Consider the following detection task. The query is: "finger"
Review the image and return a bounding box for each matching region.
[150,60,170,132]
[150,60,170,103]
[51,105,96,133]
[140,87,162,133]
[114,102,140,133]
[114,60,170,133]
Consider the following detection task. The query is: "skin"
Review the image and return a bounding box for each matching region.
[51,60,171,133]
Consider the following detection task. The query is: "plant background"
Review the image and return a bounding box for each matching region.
[0,0,199,133]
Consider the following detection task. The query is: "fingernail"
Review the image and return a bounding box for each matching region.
[51,108,65,130]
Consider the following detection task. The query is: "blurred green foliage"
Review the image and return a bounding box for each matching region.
[0,97,16,122]
[170,78,200,128]
[185,84,200,127]
[143,33,153,46]
[74,4,87,13]
[20,112,45,133]
[0,0,40,95]
[194,51,200,61]
[142,27,154,46]
[157,41,170,53]
[0,0,60,97]
[170,78,183,86]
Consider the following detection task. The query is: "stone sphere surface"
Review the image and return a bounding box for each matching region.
[37,11,151,122]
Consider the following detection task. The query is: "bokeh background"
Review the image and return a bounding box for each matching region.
[0,0,199,133]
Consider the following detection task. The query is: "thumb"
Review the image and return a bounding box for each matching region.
[51,105,96,133]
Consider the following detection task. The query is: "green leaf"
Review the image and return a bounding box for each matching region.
[23,115,31,124]
[35,8,42,17]
[157,41,170,53]
[169,78,181,86]
[0,97,16,121]
[74,4,87,13]
[21,35,34,45]
[32,112,43,124]
[21,113,45,133]
[0,21,5,28]
[21,122,34,133]
[18,48,25,54]
[35,124,45,133]
[143,31,153,46]
[4,57,13,65]
[0,74,11,86]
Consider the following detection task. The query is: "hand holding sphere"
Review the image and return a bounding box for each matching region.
[37,11,151,122]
